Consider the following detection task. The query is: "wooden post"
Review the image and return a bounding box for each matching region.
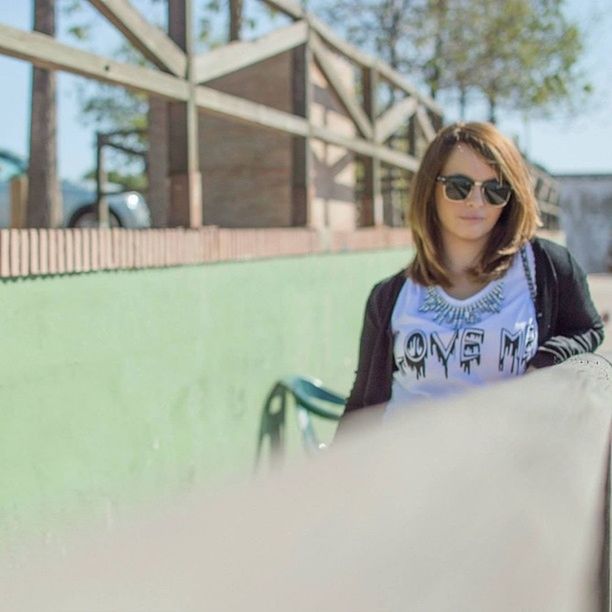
[291,38,312,227]
[10,175,28,229]
[147,96,170,227]
[95,132,110,227]
[407,114,417,157]
[430,109,443,133]
[168,0,202,228]
[362,66,383,226]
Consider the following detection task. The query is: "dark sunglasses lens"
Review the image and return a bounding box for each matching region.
[445,177,473,200]
[483,182,511,206]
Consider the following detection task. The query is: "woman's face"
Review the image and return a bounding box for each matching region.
[434,144,505,252]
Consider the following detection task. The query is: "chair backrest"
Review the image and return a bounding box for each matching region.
[255,375,345,466]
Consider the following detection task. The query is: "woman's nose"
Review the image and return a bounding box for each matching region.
[466,185,486,207]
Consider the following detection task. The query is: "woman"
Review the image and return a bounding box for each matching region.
[342,122,604,424]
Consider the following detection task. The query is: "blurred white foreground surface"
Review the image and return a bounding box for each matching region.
[1,355,611,612]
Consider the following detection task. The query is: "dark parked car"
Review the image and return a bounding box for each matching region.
[0,149,151,228]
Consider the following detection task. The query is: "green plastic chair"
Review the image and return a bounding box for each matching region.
[255,375,345,468]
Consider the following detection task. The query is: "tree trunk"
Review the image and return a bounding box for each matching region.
[428,0,447,100]
[459,87,467,120]
[26,0,61,228]
[229,0,243,42]
[487,95,497,124]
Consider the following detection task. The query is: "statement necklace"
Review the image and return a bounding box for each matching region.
[418,280,505,328]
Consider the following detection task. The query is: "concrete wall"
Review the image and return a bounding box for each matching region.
[555,174,612,273]
[0,248,412,546]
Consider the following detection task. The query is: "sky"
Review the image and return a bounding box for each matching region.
[0,0,610,181]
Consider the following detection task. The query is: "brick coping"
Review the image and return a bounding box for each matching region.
[0,227,412,279]
[0,227,564,279]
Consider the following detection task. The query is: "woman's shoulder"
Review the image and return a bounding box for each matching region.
[370,269,408,298]
[530,236,578,276]
[365,269,409,316]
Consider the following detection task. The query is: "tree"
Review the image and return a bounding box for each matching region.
[435,0,588,122]
[316,0,588,123]
[318,0,425,74]
[27,0,62,228]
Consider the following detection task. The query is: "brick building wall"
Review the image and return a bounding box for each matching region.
[147,46,359,229]
[199,52,294,228]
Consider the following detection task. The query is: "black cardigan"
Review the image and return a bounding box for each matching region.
[343,237,605,417]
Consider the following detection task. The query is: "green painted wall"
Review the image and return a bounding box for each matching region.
[0,248,412,544]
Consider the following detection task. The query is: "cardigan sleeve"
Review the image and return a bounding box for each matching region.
[343,285,381,414]
[530,247,605,368]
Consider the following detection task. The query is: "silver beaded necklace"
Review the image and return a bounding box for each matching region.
[419,280,504,328]
[418,246,534,329]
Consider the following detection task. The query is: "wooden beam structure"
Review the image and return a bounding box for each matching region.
[0,0,445,229]
[0,23,189,101]
[291,41,312,226]
[415,105,437,142]
[0,21,430,170]
[376,97,418,144]
[194,85,308,136]
[262,0,441,115]
[374,60,443,117]
[194,85,419,171]
[308,14,373,69]
[362,66,383,226]
[193,21,308,84]
[89,0,187,77]
[310,34,373,139]
[167,0,201,228]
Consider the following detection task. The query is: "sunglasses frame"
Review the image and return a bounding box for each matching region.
[436,174,512,207]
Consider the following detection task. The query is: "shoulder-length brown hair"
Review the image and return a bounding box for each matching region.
[407,121,541,287]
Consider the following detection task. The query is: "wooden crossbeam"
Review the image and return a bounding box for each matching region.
[309,126,420,171]
[193,21,309,84]
[375,61,443,117]
[195,85,418,171]
[0,22,419,172]
[195,85,309,136]
[415,105,437,142]
[308,15,373,69]
[376,96,418,144]
[261,0,443,121]
[88,0,187,77]
[310,34,373,139]
[0,23,189,101]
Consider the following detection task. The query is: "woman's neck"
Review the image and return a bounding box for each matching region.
[442,238,484,278]
[441,237,488,298]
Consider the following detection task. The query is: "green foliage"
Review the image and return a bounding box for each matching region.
[437,0,590,120]
[82,168,148,192]
[314,0,590,122]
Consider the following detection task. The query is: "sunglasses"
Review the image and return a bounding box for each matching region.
[436,174,512,207]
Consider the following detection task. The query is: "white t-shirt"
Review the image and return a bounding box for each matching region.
[386,245,537,417]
